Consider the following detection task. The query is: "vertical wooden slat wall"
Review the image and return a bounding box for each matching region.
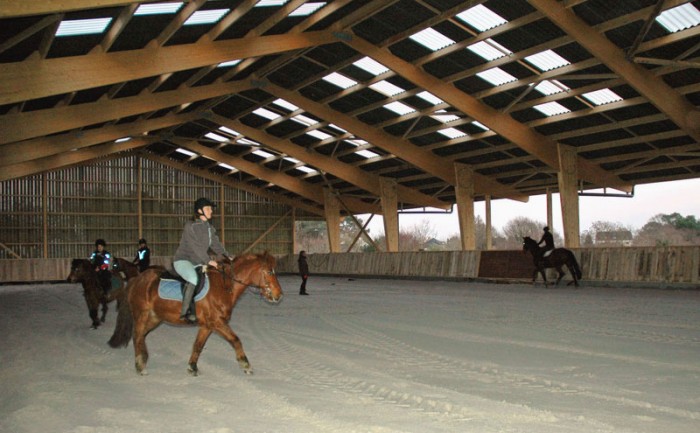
[0,155,294,261]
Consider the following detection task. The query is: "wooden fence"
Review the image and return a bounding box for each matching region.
[2,247,698,287]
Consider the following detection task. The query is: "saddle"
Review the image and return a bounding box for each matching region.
[157,270,210,302]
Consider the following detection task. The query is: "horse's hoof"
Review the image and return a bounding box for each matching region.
[243,368,254,375]
[188,363,199,376]
[139,369,148,376]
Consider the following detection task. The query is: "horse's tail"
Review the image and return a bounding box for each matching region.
[108,283,133,348]
[569,250,583,280]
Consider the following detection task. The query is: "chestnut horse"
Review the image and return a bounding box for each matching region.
[108,252,283,376]
[67,259,124,328]
[522,236,582,287]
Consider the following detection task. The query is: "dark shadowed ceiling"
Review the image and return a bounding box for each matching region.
[2,0,699,216]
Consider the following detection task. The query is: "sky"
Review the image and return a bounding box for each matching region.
[360,178,700,240]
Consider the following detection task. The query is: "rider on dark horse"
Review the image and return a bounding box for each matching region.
[90,239,113,294]
[538,226,555,258]
[172,197,232,324]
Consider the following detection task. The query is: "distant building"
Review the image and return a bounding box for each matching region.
[595,230,633,246]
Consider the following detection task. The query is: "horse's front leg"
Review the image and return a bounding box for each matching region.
[214,323,252,374]
[100,299,108,323]
[84,290,101,329]
[188,326,213,376]
[554,266,565,286]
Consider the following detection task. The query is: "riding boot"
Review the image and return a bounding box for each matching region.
[180,283,197,324]
[188,267,205,321]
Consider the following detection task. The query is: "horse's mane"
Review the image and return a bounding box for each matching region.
[230,251,276,269]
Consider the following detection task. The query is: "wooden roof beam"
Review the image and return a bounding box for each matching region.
[529,0,700,143]
[342,32,632,193]
[209,113,450,210]
[261,81,528,202]
[0,79,252,144]
[0,1,135,18]
[0,30,334,105]
[0,112,200,167]
[0,137,154,182]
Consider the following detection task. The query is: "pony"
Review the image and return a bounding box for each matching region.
[522,236,582,287]
[107,252,283,376]
[112,257,140,280]
[67,259,124,328]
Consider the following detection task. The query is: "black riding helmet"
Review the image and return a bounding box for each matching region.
[95,239,106,247]
[194,197,217,215]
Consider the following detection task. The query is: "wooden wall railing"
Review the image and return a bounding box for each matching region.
[2,247,698,286]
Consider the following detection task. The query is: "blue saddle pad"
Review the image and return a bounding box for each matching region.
[158,277,210,302]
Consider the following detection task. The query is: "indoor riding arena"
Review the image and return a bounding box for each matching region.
[1,1,699,433]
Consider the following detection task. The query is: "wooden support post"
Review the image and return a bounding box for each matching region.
[137,157,143,239]
[42,173,48,258]
[379,177,399,252]
[323,188,341,253]
[546,187,553,231]
[557,144,580,248]
[484,195,492,250]
[454,163,475,250]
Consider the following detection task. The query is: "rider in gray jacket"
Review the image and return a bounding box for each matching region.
[173,197,231,323]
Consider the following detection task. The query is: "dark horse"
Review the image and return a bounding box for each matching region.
[108,252,283,376]
[112,257,140,280]
[522,236,582,287]
[67,259,125,328]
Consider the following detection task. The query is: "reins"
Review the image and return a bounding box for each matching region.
[207,261,274,299]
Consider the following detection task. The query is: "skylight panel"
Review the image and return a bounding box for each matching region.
[256,0,288,6]
[289,2,326,17]
[296,166,317,174]
[184,9,229,25]
[329,124,347,133]
[409,28,455,51]
[115,137,131,143]
[238,138,260,146]
[346,139,367,147]
[525,50,571,72]
[218,162,236,171]
[353,57,389,76]
[656,3,700,33]
[356,149,379,159]
[307,130,332,140]
[467,39,512,61]
[322,72,357,89]
[384,101,415,115]
[253,149,274,158]
[272,99,298,111]
[176,148,197,157]
[370,80,405,96]
[582,88,623,106]
[205,132,229,142]
[534,80,570,96]
[292,115,319,126]
[217,59,241,68]
[56,18,112,36]
[533,102,571,116]
[134,3,183,15]
[253,108,281,120]
[476,67,517,86]
[417,91,443,105]
[472,121,489,131]
[438,127,467,139]
[218,126,240,136]
[431,110,460,123]
[456,4,507,32]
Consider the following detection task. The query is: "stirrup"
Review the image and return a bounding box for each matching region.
[180,314,197,324]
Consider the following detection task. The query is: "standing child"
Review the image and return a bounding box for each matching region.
[298,250,309,296]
